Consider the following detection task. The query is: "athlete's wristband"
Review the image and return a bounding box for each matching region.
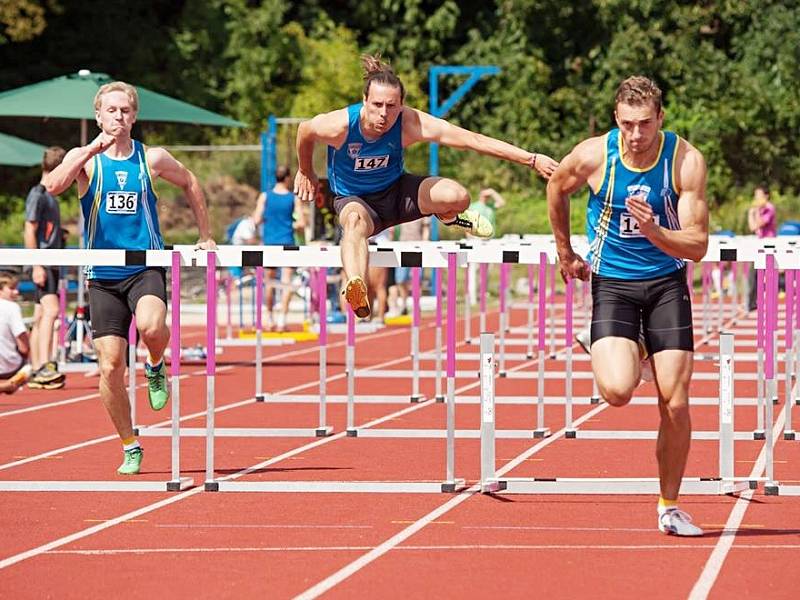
[531,153,537,169]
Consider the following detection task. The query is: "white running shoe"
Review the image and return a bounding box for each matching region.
[658,508,704,537]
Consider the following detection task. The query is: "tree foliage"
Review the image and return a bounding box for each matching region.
[0,0,798,210]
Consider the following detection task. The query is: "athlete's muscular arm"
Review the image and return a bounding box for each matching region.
[626,140,709,262]
[546,138,604,281]
[43,133,114,196]
[402,108,559,179]
[147,147,216,250]
[294,109,349,202]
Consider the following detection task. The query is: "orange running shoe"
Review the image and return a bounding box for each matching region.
[343,276,370,318]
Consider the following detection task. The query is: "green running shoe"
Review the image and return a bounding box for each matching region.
[117,447,143,475]
[145,361,170,411]
[444,210,494,239]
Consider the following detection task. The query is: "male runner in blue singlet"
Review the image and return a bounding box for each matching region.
[44,82,216,475]
[294,55,558,318]
[547,76,709,536]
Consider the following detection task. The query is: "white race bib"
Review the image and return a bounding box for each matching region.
[619,212,659,238]
[353,155,389,171]
[105,191,138,215]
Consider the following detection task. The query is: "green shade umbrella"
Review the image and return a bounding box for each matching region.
[0,70,245,128]
[0,131,46,167]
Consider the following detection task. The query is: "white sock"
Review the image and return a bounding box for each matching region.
[122,439,141,452]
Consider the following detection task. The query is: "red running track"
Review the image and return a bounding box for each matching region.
[0,300,798,599]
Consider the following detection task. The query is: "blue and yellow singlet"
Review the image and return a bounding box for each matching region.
[586,129,684,279]
[80,140,163,280]
[327,103,404,197]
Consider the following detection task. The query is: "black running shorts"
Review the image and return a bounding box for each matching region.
[590,267,694,354]
[333,173,427,236]
[34,267,59,301]
[88,268,167,340]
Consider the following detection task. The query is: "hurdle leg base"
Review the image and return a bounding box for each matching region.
[784,431,796,441]
[481,480,507,493]
[315,426,333,437]
[772,396,779,405]
[435,395,445,403]
[526,353,533,359]
[590,396,601,405]
[346,428,358,437]
[166,477,194,492]
[441,478,466,493]
[749,480,759,490]
[764,483,779,496]
[410,394,424,403]
[132,427,139,436]
[533,428,551,439]
[204,481,219,492]
[753,430,766,440]
[565,430,577,439]
[255,394,266,402]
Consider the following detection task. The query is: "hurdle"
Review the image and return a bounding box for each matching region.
[0,247,194,492]
[480,330,755,495]
[211,248,471,493]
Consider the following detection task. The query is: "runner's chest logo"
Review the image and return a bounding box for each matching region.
[347,143,362,159]
[115,171,128,189]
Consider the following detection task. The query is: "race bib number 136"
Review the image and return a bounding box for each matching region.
[105,191,138,214]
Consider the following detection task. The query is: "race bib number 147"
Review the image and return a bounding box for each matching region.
[105,191,138,214]
[354,155,389,171]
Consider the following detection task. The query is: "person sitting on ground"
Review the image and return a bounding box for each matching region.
[0,273,32,394]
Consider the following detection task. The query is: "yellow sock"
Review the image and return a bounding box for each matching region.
[658,497,678,514]
[147,353,163,367]
[121,436,139,451]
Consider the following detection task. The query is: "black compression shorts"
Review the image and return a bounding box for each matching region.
[88,268,167,340]
[333,173,427,236]
[590,267,694,354]
[34,267,59,301]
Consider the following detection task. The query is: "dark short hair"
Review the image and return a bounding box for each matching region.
[276,165,291,182]
[361,54,405,101]
[42,146,66,172]
[615,76,662,113]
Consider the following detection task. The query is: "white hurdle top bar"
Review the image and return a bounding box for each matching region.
[1,234,798,268]
[0,245,466,269]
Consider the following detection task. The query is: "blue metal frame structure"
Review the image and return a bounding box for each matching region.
[428,65,500,240]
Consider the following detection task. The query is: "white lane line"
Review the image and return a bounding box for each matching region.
[292,403,608,600]
[0,321,430,472]
[0,395,435,570]
[0,316,424,421]
[688,407,786,600]
[45,543,800,556]
[0,315,474,570]
[292,311,744,599]
[155,524,372,529]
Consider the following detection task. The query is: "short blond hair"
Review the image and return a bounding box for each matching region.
[615,76,662,112]
[94,81,139,113]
